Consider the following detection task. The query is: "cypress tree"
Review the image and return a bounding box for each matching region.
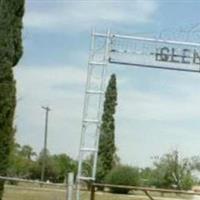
[0,0,25,198]
[97,74,117,182]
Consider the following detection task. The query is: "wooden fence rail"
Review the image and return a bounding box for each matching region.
[91,183,200,200]
[0,176,67,187]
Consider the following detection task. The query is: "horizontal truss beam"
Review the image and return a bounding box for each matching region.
[93,32,200,47]
[109,58,200,73]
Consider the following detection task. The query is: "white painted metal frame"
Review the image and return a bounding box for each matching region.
[76,31,200,200]
[94,32,200,47]
[76,30,110,200]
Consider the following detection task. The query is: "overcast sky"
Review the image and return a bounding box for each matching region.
[14,0,200,167]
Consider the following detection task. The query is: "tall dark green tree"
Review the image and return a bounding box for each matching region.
[96,74,117,183]
[0,0,25,199]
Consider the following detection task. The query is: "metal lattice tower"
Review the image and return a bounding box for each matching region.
[76,30,111,200]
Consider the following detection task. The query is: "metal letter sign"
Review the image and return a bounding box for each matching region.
[109,34,200,72]
[155,47,200,65]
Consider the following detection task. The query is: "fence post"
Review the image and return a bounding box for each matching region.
[67,172,74,200]
[90,184,95,200]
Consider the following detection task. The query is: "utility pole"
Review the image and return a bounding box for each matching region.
[41,106,51,182]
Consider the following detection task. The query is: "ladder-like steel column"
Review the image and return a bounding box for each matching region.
[76,31,110,200]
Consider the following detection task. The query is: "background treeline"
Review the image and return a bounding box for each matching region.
[7,143,200,193]
[83,150,200,193]
[7,143,77,183]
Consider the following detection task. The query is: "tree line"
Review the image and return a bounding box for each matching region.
[7,143,77,183]
[7,142,200,193]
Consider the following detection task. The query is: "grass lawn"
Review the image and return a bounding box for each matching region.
[3,185,66,200]
[2,184,195,200]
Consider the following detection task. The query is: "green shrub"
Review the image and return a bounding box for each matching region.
[105,165,140,194]
[179,172,195,190]
[149,151,196,190]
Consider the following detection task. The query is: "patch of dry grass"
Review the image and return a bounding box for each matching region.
[2,184,195,200]
[2,185,147,200]
[3,185,66,200]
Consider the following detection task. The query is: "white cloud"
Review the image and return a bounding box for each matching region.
[15,65,86,88]
[111,71,200,166]
[24,0,157,31]
[118,89,200,121]
[114,85,200,166]
[14,65,86,158]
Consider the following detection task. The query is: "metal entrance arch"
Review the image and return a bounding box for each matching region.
[76,31,200,200]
